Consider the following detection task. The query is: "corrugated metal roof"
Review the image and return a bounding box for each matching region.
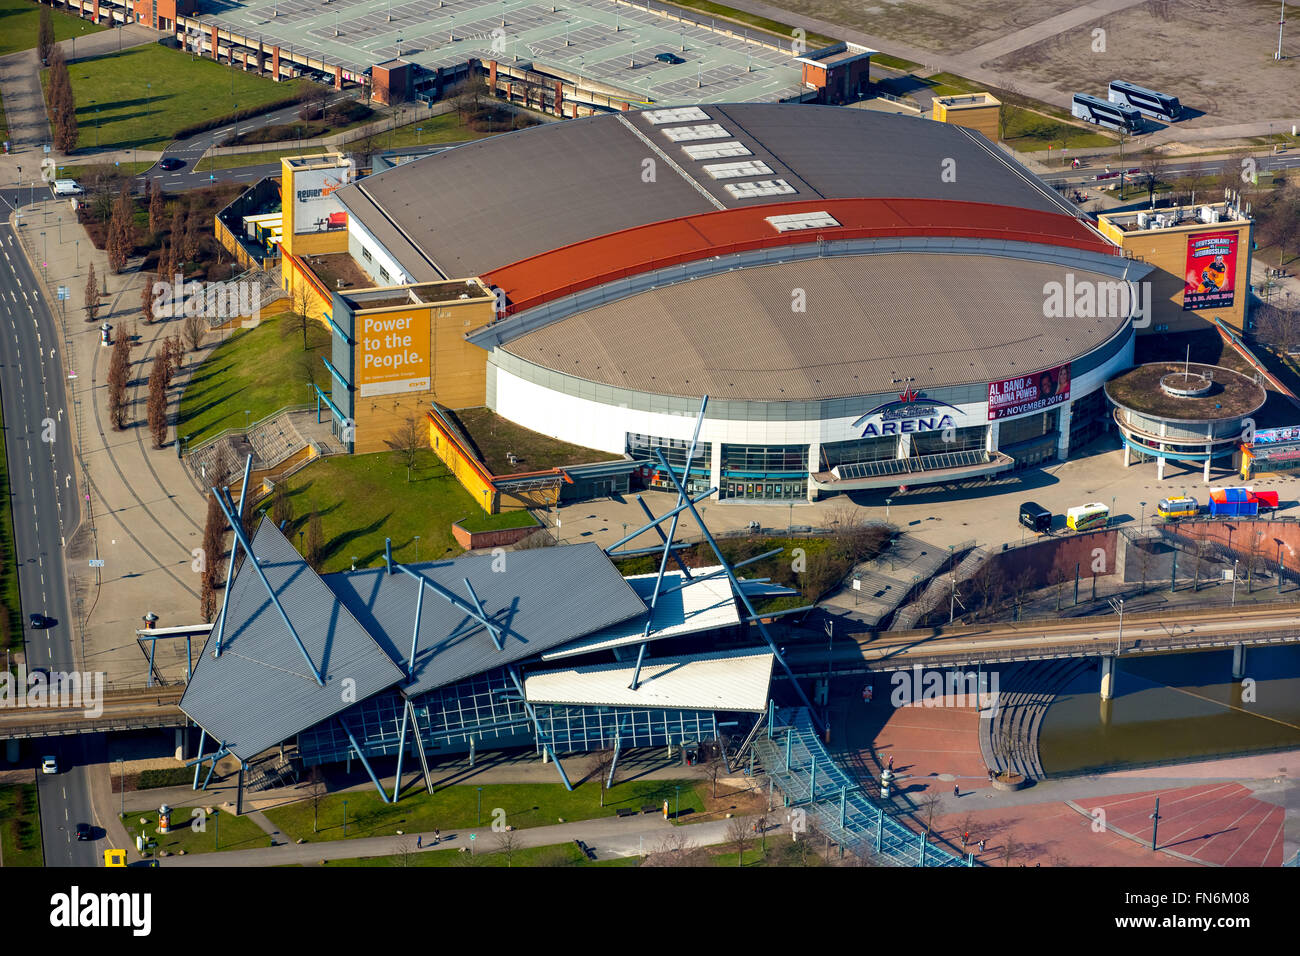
[539,566,739,661]
[503,253,1132,401]
[337,103,1084,281]
[320,543,647,697]
[525,648,773,712]
[179,520,407,761]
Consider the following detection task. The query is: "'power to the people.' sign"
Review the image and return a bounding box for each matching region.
[358,312,430,397]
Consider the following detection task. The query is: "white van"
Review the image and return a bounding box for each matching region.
[51,179,83,196]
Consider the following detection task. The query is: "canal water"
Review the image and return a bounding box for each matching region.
[1037,646,1300,776]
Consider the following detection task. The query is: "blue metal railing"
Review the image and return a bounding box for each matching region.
[754,707,971,867]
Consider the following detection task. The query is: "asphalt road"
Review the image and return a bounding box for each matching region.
[0,211,97,865]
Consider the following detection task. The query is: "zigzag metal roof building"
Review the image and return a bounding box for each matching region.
[179,448,793,799]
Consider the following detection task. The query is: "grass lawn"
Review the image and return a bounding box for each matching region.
[57,160,152,179]
[52,43,305,152]
[0,783,43,866]
[0,391,23,652]
[458,509,537,533]
[872,52,924,73]
[924,71,986,97]
[264,780,707,844]
[1001,104,1115,152]
[660,0,836,48]
[0,0,106,58]
[449,406,621,474]
[252,450,503,570]
[127,806,269,856]
[315,841,640,867]
[196,147,334,172]
[178,312,328,448]
[375,110,508,150]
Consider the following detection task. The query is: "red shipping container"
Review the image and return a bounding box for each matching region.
[1251,490,1280,508]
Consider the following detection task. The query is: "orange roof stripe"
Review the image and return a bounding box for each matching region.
[483,198,1114,316]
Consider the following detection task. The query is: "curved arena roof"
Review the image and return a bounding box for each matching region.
[335,102,1095,282]
[501,252,1132,401]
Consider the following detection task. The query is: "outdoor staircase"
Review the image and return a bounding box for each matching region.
[245,753,300,792]
[978,657,1095,779]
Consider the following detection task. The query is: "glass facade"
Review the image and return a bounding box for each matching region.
[821,435,898,469]
[911,424,986,456]
[627,433,712,495]
[720,443,808,500]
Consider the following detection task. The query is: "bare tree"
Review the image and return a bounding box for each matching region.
[641,830,703,867]
[282,281,314,349]
[183,313,206,352]
[704,746,727,800]
[1138,147,1166,208]
[304,511,326,571]
[37,7,54,65]
[999,836,1021,867]
[392,834,414,867]
[586,748,615,807]
[146,355,169,449]
[308,766,326,833]
[148,179,165,236]
[494,828,519,867]
[918,790,942,835]
[384,413,428,483]
[84,263,99,324]
[726,816,752,866]
[271,479,294,530]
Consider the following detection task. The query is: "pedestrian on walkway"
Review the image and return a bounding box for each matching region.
[416,835,422,849]
[988,768,994,782]
[886,754,894,770]
[978,839,985,852]
[434,828,440,845]
[953,784,960,798]
[962,831,969,848]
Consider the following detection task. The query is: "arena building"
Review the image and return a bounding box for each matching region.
[284,103,1154,504]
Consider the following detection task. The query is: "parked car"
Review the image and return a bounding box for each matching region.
[655,52,685,64]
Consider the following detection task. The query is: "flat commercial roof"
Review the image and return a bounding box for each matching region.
[189,0,805,101]
[504,252,1133,401]
[336,103,1084,281]
[525,648,773,711]
[539,566,740,660]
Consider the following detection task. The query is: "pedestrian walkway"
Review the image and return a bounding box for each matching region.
[160,810,742,866]
[9,198,215,685]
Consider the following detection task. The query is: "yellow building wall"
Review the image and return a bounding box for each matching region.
[932,96,1000,141]
[280,253,335,331]
[350,298,493,455]
[279,155,351,261]
[1105,220,1253,335]
[428,415,498,513]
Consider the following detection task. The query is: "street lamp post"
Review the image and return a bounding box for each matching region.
[1232,558,1239,606]
[1108,595,1124,654]
[885,497,892,521]
[1111,495,1116,528]
[213,807,220,849]
[674,785,680,820]
[1139,500,1147,532]
[414,535,420,562]
[476,786,483,826]
[115,758,126,817]
[343,799,348,836]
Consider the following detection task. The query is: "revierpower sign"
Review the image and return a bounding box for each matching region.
[357,312,430,397]
[988,364,1071,420]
